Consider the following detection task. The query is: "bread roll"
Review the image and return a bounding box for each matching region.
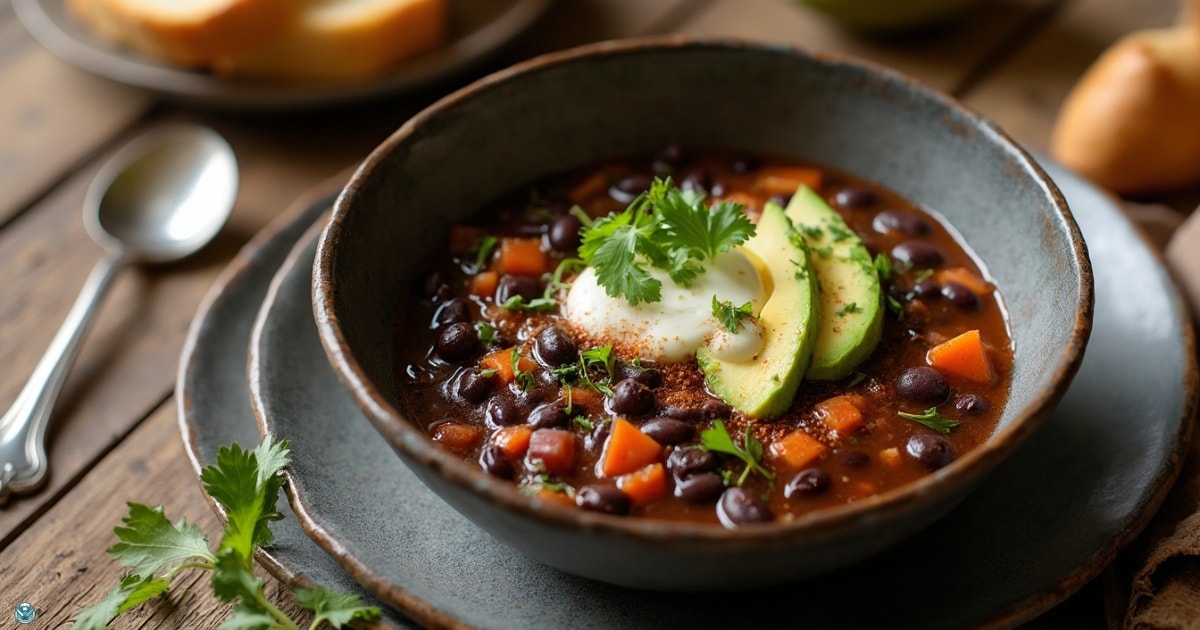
[1050,25,1200,195]
[210,0,448,81]
[68,0,301,67]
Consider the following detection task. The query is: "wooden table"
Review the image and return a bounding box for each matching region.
[0,0,1194,627]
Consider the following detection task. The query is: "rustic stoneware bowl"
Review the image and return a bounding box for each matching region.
[313,37,1093,591]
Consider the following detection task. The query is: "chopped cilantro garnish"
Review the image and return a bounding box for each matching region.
[700,420,774,486]
[475,321,497,343]
[573,416,594,431]
[836,302,862,317]
[873,253,892,281]
[467,235,498,272]
[712,296,755,333]
[511,348,535,391]
[898,407,960,434]
[577,178,756,305]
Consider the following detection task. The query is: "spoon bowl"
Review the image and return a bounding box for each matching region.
[0,123,237,500]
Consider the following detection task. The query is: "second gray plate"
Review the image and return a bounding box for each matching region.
[246,159,1194,629]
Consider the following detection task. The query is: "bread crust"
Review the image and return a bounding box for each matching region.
[1050,27,1200,195]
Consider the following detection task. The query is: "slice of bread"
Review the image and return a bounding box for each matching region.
[69,0,449,81]
[210,0,448,81]
[68,0,302,67]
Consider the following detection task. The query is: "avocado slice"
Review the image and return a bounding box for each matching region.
[697,202,819,418]
[785,186,883,381]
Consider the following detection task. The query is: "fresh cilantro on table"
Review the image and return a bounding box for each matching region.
[898,407,961,434]
[72,437,380,630]
[700,419,774,486]
[577,178,756,306]
[712,296,754,333]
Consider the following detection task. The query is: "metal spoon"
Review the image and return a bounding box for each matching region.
[0,124,238,502]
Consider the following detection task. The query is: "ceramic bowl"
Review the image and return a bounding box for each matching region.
[313,37,1093,590]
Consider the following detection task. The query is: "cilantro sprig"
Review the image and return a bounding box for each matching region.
[72,438,380,630]
[700,419,774,486]
[898,407,961,434]
[712,296,755,333]
[577,178,756,305]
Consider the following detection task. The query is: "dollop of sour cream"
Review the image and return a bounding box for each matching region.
[564,250,767,363]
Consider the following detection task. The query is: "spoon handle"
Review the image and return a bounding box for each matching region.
[0,253,124,502]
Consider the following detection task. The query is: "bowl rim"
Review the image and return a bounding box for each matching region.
[313,35,1095,546]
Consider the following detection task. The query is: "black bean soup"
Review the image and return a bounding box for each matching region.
[394,146,1012,528]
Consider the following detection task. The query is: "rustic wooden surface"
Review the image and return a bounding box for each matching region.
[0,0,1191,627]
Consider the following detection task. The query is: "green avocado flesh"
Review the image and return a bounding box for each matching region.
[697,202,819,418]
[784,186,883,381]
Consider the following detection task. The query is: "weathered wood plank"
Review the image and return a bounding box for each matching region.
[677,0,1052,93]
[0,403,316,629]
[960,0,1180,153]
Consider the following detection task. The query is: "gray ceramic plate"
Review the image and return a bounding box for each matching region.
[243,158,1194,629]
[176,187,415,628]
[13,0,552,110]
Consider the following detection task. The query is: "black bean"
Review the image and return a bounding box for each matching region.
[768,193,792,208]
[494,275,542,304]
[717,487,772,527]
[667,448,717,478]
[661,406,703,422]
[895,366,950,404]
[529,403,569,429]
[941,281,980,310]
[700,399,731,420]
[479,444,513,479]
[835,187,879,209]
[730,154,760,174]
[454,368,495,403]
[534,326,578,367]
[585,420,611,450]
[639,417,693,446]
[873,209,930,235]
[891,241,944,268]
[910,279,941,300]
[837,450,870,468]
[608,378,655,416]
[609,174,653,203]
[674,472,725,503]
[906,434,956,470]
[616,363,662,389]
[680,172,712,195]
[419,270,449,300]
[548,214,583,252]
[954,393,989,416]
[432,298,471,327]
[485,396,521,428]
[576,484,632,516]
[784,468,830,498]
[436,322,478,362]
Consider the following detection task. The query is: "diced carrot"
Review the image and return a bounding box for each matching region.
[533,488,575,506]
[934,267,995,296]
[568,171,611,203]
[527,429,577,476]
[927,329,995,384]
[878,447,901,467]
[599,418,664,477]
[479,347,536,385]
[815,394,866,436]
[492,425,533,460]
[616,463,668,505]
[448,224,484,255]
[756,167,823,198]
[851,481,878,498]
[469,271,499,298]
[720,192,762,215]
[497,237,549,276]
[430,422,483,455]
[769,429,828,472]
[566,386,604,414]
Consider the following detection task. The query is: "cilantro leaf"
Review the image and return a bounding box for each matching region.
[73,575,146,630]
[108,503,213,576]
[511,348,535,391]
[295,586,381,628]
[200,438,290,556]
[700,420,774,485]
[219,603,278,630]
[577,178,756,305]
[210,548,263,604]
[712,296,754,333]
[467,235,498,272]
[898,407,961,433]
